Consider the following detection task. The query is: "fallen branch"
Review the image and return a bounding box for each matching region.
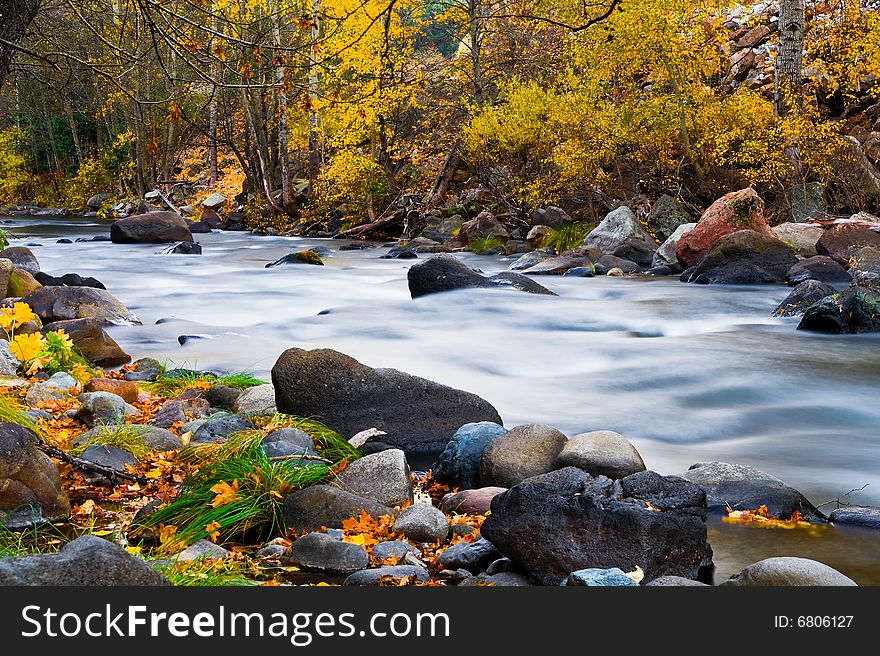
[37,442,147,485]
[815,483,870,510]
[337,210,406,238]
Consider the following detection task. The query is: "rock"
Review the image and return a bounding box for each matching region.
[74,425,184,452]
[556,430,646,479]
[74,392,128,427]
[151,396,211,428]
[272,347,503,454]
[562,266,594,277]
[175,540,230,562]
[335,449,413,507]
[40,319,131,366]
[526,225,553,242]
[266,250,324,267]
[283,485,396,533]
[786,255,851,285]
[42,372,79,390]
[829,506,880,530]
[0,340,18,376]
[83,377,139,403]
[158,241,202,255]
[458,211,509,245]
[772,222,825,257]
[594,254,638,274]
[675,188,772,268]
[798,287,880,334]
[480,468,711,585]
[788,182,829,222]
[440,488,507,515]
[646,195,693,243]
[380,246,417,259]
[203,385,241,411]
[435,537,502,573]
[0,259,11,297]
[681,230,798,284]
[433,422,508,490]
[392,504,449,543]
[8,269,41,296]
[407,253,554,298]
[652,223,696,270]
[645,576,708,586]
[772,280,836,317]
[260,428,316,459]
[110,212,194,243]
[34,272,105,289]
[372,541,422,563]
[564,567,638,586]
[232,384,276,416]
[188,221,213,234]
[508,250,554,271]
[583,207,657,267]
[190,413,256,445]
[422,215,464,243]
[23,286,140,326]
[480,424,567,488]
[343,565,430,586]
[520,255,592,275]
[289,532,369,574]
[256,544,287,558]
[0,422,69,523]
[24,382,67,407]
[79,445,136,475]
[681,461,821,519]
[724,557,856,586]
[816,224,880,265]
[0,535,170,585]
[201,192,227,209]
[459,572,531,586]
[530,206,572,228]
[86,192,109,209]
[0,247,39,275]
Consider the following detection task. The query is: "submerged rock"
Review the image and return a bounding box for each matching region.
[724,557,856,586]
[266,250,324,267]
[681,230,797,284]
[158,241,202,255]
[407,253,555,298]
[110,211,194,243]
[829,506,880,530]
[798,287,880,334]
[772,280,836,317]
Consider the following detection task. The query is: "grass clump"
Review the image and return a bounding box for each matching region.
[0,394,36,431]
[468,235,505,254]
[541,222,593,254]
[154,559,258,587]
[143,371,266,397]
[69,424,153,460]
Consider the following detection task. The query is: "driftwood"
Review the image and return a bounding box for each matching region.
[426,143,461,206]
[37,442,147,485]
[337,209,406,238]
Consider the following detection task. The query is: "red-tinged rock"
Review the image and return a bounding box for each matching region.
[83,377,140,403]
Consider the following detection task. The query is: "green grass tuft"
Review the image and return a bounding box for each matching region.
[70,424,153,460]
[154,560,258,586]
[541,222,594,254]
[142,371,266,397]
[0,394,36,432]
[468,235,505,254]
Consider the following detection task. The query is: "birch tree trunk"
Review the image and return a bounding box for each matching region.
[307,0,322,186]
[775,0,804,118]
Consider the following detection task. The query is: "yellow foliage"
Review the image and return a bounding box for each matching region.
[0,127,34,205]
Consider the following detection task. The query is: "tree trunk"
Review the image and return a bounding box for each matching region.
[271,0,292,209]
[0,0,41,87]
[307,0,322,186]
[207,4,219,184]
[775,0,804,118]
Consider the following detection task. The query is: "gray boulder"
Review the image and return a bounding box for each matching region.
[520,255,592,276]
[772,222,825,257]
[556,430,646,479]
[583,207,658,267]
[283,485,396,533]
[343,565,430,586]
[507,250,555,271]
[433,422,507,490]
[435,537,502,574]
[682,230,798,284]
[646,195,693,243]
[372,541,422,563]
[110,211,194,243]
[260,428,316,459]
[480,424,567,488]
[74,392,127,427]
[786,255,851,285]
[232,384,276,416]
[23,286,140,326]
[335,449,412,507]
[0,535,170,585]
[289,532,369,574]
[829,506,880,530]
[681,461,822,520]
[272,347,503,454]
[190,414,256,445]
[481,468,711,585]
[407,253,555,299]
[652,223,696,271]
[724,557,856,586]
[392,504,448,543]
[772,280,836,317]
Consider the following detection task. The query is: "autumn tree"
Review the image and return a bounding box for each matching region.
[0,0,40,87]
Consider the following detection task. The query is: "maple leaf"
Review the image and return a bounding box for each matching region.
[210,480,239,507]
[10,332,46,363]
[205,520,222,542]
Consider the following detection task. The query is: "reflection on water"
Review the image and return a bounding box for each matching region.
[4,214,880,582]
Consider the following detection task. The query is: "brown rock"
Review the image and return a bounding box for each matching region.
[40,319,131,366]
[0,422,70,521]
[440,487,507,515]
[7,269,42,297]
[816,224,880,265]
[458,211,509,245]
[83,378,139,403]
[676,188,772,268]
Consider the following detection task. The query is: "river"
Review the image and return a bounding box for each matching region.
[4,213,880,583]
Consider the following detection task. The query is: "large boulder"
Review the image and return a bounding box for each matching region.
[583,207,657,267]
[407,253,554,298]
[283,485,396,533]
[772,280,836,317]
[681,230,798,284]
[335,449,413,507]
[676,188,772,268]
[481,468,711,585]
[0,535,170,585]
[652,223,696,271]
[272,348,503,454]
[681,461,822,520]
[555,430,646,480]
[480,424,567,488]
[816,224,880,265]
[798,287,880,334]
[0,422,69,525]
[0,247,39,275]
[646,195,693,243]
[829,506,880,530]
[458,211,509,245]
[40,319,131,366]
[23,286,140,326]
[433,422,508,490]
[724,557,856,586]
[772,223,825,257]
[110,211,194,243]
[786,255,851,285]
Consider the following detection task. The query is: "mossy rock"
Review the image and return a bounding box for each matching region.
[296,250,324,265]
[7,269,42,298]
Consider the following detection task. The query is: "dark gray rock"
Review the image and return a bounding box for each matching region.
[480,468,711,585]
[35,272,105,289]
[798,287,880,334]
[23,286,140,326]
[203,385,242,411]
[110,211,194,243]
[562,266,594,278]
[724,557,856,586]
[786,256,851,285]
[343,565,430,586]
[261,428,316,459]
[392,504,448,543]
[79,445,137,473]
[190,414,256,445]
[372,541,422,563]
[459,572,531,586]
[645,576,709,587]
[434,422,507,490]
[0,422,70,523]
[647,195,693,243]
[556,430,646,479]
[283,485,396,533]
[74,392,127,427]
[772,280,836,317]
[272,347,503,454]
[829,506,880,530]
[289,532,369,574]
[681,461,822,520]
[158,241,202,255]
[435,537,502,574]
[480,424,567,488]
[407,253,554,299]
[335,449,412,507]
[0,535,170,585]
[682,230,798,285]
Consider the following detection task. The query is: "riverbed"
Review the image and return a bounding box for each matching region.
[5,213,880,584]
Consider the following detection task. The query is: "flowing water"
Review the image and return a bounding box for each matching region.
[5,214,880,584]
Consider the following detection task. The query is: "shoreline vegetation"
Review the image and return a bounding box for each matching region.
[1,1,880,586]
